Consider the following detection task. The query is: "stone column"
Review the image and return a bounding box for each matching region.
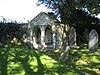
[52,24,56,50]
[29,27,33,48]
[52,32,56,49]
[30,29,33,43]
[33,35,38,49]
[40,26,46,50]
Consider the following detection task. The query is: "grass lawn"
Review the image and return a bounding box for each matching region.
[0,44,100,75]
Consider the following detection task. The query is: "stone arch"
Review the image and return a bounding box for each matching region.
[45,25,52,44]
[34,26,41,44]
[33,26,41,49]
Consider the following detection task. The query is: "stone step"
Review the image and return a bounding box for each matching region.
[45,45,53,50]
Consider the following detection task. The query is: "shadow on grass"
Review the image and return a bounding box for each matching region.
[0,43,59,75]
[19,54,36,75]
[0,44,45,75]
[31,50,44,75]
[44,47,100,75]
[62,48,100,75]
[0,47,8,75]
[0,46,72,75]
[9,47,45,75]
[0,43,100,75]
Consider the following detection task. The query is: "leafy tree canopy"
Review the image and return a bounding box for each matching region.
[37,0,100,24]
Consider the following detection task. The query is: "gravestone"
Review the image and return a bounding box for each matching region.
[68,27,77,47]
[60,46,70,62]
[89,29,98,51]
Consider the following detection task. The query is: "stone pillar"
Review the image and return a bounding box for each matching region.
[29,28,33,48]
[52,32,56,49]
[30,29,33,43]
[40,26,46,50]
[33,36,38,49]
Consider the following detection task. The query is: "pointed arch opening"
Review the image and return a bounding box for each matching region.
[45,26,52,45]
[33,26,41,45]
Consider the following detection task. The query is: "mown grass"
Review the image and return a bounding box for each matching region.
[0,43,100,75]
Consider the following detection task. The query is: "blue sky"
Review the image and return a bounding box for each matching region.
[0,0,51,23]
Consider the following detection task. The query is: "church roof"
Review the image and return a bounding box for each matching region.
[29,12,59,26]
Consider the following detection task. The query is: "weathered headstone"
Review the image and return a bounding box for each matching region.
[68,27,77,47]
[89,29,98,51]
[60,46,70,62]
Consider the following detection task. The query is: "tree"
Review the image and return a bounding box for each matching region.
[37,0,100,47]
[37,0,100,24]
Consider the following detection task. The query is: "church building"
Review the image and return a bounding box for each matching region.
[26,12,67,50]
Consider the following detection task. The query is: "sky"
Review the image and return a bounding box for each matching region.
[0,0,100,23]
[0,0,52,23]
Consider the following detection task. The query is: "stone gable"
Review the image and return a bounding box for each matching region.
[29,12,58,26]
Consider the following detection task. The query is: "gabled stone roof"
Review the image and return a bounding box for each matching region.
[29,12,59,26]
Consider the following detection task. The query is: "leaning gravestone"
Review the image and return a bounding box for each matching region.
[89,29,98,51]
[68,27,77,47]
